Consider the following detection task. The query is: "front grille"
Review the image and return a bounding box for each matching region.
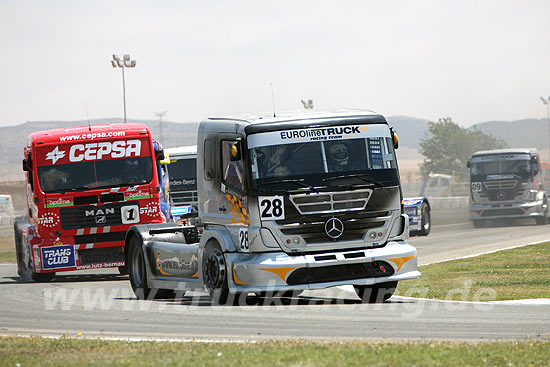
[78,246,124,265]
[75,231,126,244]
[481,208,524,217]
[60,201,139,230]
[286,260,394,285]
[171,190,198,205]
[484,180,517,190]
[289,189,372,214]
[278,210,389,244]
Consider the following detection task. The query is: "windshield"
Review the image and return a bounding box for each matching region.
[471,154,532,177]
[248,124,399,193]
[37,156,153,193]
[168,158,197,190]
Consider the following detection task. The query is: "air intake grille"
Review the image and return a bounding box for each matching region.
[484,180,517,190]
[289,189,372,214]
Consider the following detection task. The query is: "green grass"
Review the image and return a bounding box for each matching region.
[0,336,548,367]
[397,242,550,301]
[0,251,15,263]
[0,227,15,263]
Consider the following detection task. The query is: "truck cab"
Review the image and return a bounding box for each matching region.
[15,123,166,281]
[468,148,549,226]
[126,110,420,303]
[161,145,198,222]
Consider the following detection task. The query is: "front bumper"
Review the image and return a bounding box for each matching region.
[226,240,419,293]
[470,200,545,220]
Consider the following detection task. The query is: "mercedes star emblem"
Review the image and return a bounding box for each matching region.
[496,190,506,200]
[325,217,344,239]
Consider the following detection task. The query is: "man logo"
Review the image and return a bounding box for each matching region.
[95,216,106,224]
[325,217,344,239]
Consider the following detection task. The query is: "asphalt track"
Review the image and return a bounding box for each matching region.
[0,221,549,341]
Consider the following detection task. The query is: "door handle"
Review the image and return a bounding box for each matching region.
[219,206,227,213]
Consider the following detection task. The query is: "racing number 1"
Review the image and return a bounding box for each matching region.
[259,196,285,220]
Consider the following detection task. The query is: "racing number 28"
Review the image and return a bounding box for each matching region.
[259,196,285,220]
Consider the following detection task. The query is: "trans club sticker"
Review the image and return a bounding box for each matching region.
[41,245,76,270]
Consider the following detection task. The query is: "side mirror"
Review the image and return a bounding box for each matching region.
[230,142,242,161]
[160,152,171,165]
[466,160,471,168]
[532,156,539,175]
[390,128,399,149]
[22,157,32,171]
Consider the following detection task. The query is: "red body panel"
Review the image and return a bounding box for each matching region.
[23,123,165,273]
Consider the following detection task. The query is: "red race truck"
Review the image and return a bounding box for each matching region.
[15,123,166,281]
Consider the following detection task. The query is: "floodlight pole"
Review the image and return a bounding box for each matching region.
[112,54,136,123]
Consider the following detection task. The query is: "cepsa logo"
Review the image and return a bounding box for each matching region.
[45,140,142,165]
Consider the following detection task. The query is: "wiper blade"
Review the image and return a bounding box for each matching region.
[115,180,148,187]
[256,179,321,192]
[57,185,90,193]
[322,174,384,188]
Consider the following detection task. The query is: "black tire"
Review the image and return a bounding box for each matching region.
[535,216,547,225]
[418,203,431,236]
[472,219,485,228]
[14,221,29,279]
[128,235,152,300]
[354,281,398,303]
[203,240,232,305]
[31,272,55,282]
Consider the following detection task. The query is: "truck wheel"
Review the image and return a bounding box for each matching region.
[354,281,398,303]
[31,272,55,282]
[128,236,152,300]
[203,240,232,305]
[418,203,431,236]
[535,216,547,225]
[472,219,485,228]
[14,221,30,279]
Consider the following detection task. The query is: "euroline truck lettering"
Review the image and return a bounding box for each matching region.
[125,110,420,303]
[14,123,166,282]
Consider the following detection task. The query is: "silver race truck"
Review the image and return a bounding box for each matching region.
[125,110,420,303]
[468,148,550,227]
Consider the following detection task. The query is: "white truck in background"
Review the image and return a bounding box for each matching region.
[161,146,198,223]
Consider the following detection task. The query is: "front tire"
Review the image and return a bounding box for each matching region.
[418,203,431,236]
[535,216,547,225]
[354,281,398,303]
[203,240,233,305]
[128,236,152,300]
[472,219,485,228]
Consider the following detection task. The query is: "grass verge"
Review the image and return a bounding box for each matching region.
[396,242,550,301]
[0,336,548,367]
[0,227,15,263]
[0,252,15,263]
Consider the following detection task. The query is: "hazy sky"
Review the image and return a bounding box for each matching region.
[1,0,549,127]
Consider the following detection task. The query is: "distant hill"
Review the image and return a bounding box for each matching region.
[386,116,429,149]
[0,118,199,181]
[470,118,548,150]
[0,116,546,181]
